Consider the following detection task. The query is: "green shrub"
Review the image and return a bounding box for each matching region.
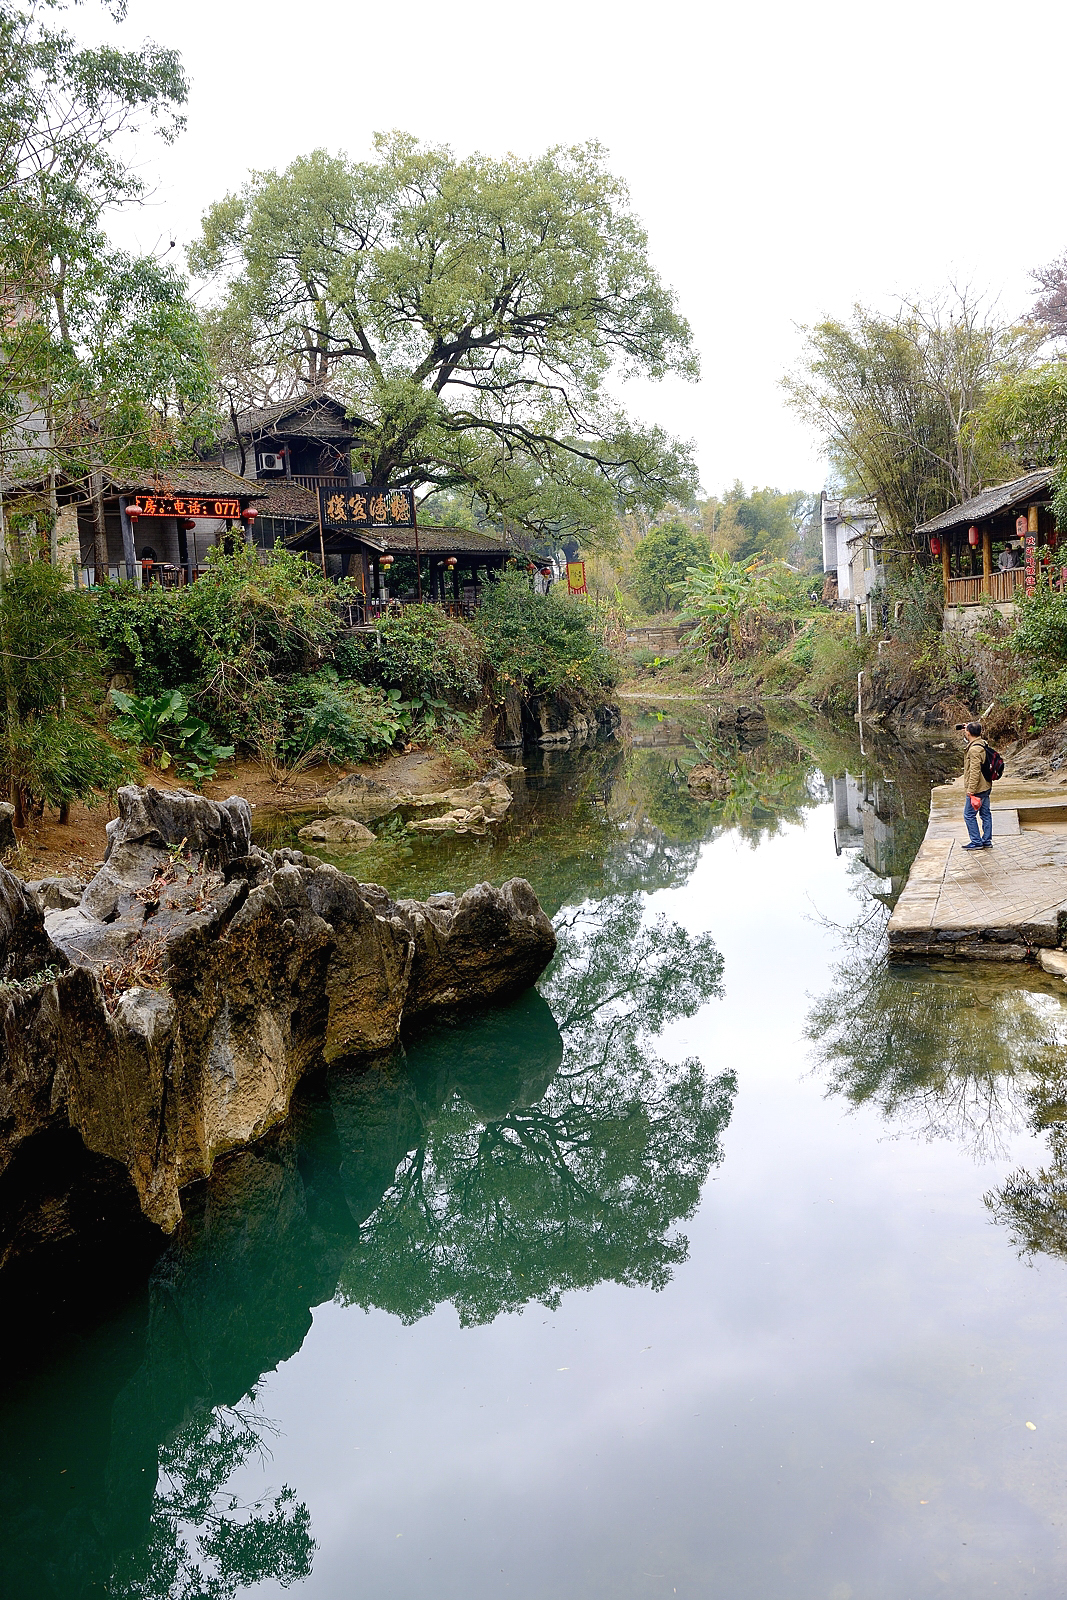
[0,562,133,820]
[473,572,616,699]
[95,547,344,746]
[108,689,234,782]
[1012,582,1067,667]
[280,673,406,766]
[7,717,133,817]
[1016,669,1067,730]
[339,603,482,704]
[804,615,868,709]
[886,563,943,645]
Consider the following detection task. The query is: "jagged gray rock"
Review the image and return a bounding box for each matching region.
[0,785,556,1241]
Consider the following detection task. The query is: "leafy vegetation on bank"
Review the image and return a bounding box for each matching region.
[0,563,134,823]
[472,571,617,702]
[0,551,614,820]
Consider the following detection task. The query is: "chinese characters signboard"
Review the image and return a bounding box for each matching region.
[1019,513,1038,597]
[130,494,242,519]
[566,560,587,595]
[318,486,415,532]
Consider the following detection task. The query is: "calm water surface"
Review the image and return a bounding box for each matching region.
[6,706,1067,1599]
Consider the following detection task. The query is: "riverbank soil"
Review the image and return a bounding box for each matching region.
[3,745,496,882]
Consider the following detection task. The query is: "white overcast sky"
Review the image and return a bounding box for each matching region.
[72,0,1067,498]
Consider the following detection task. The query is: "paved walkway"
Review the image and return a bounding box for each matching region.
[887,779,1067,960]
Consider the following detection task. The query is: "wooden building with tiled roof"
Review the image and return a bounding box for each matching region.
[4,465,268,585]
[283,517,511,609]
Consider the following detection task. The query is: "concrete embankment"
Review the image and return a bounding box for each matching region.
[888,777,1067,966]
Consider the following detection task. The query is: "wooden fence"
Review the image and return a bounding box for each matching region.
[946,570,1024,607]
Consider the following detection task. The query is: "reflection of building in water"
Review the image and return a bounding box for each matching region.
[832,770,901,884]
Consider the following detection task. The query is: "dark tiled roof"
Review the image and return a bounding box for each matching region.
[253,482,319,520]
[4,464,268,503]
[916,469,1055,534]
[110,465,269,500]
[223,390,363,443]
[361,525,510,556]
[282,522,510,558]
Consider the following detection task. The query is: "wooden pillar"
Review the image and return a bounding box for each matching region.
[1029,504,1040,535]
[118,495,137,582]
[982,525,992,584]
[941,537,950,602]
[176,518,192,586]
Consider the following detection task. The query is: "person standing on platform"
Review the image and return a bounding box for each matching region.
[960,721,992,850]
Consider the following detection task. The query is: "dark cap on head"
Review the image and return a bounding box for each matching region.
[966,720,982,737]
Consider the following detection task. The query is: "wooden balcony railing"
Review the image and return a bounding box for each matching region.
[946,569,1024,607]
[329,595,480,628]
[288,474,350,491]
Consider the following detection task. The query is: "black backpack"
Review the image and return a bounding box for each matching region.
[981,744,1004,783]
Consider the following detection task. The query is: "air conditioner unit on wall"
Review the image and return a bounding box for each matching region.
[257,452,284,474]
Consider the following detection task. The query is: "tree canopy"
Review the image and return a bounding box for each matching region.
[783,289,1037,539]
[630,516,708,612]
[189,134,700,545]
[0,0,213,487]
[702,481,812,564]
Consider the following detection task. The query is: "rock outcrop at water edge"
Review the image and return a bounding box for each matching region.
[0,785,556,1241]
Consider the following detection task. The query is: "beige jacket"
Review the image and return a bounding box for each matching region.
[963,737,991,796]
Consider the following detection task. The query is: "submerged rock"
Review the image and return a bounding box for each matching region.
[687,764,732,797]
[297,816,376,846]
[408,805,488,835]
[325,773,513,823]
[0,784,556,1243]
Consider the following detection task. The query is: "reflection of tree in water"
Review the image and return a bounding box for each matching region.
[807,903,1067,1266]
[338,895,731,1325]
[806,905,1067,1158]
[110,1402,313,1599]
[986,1065,1067,1265]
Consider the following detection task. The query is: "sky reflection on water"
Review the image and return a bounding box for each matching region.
[6,710,1067,1599]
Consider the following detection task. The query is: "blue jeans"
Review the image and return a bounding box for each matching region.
[964,790,992,845]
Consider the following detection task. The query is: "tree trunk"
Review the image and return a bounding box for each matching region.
[91,465,108,582]
[0,494,16,820]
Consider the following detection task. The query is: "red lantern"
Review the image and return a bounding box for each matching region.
[930,536,942,557]
[242,507,257,522]
[1049,529,1059,551]
[380,553,394,569]
[968,524,979,547]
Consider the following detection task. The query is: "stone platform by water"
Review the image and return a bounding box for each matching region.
[888,778,1067,962]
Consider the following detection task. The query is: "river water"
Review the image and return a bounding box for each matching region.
[6,705,1067,1599]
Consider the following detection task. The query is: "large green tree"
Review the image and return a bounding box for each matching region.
[0,0,213,490]
[702,481,812,564]
[783,289,1038,540]
[630,515,708,611]
[188,135,700,545]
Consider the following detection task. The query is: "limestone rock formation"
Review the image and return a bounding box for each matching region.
[523,695,621,750]
[408,805,488,835]
[297,816,377,846]
[324,773,513,823]
[0,785,556,1243]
